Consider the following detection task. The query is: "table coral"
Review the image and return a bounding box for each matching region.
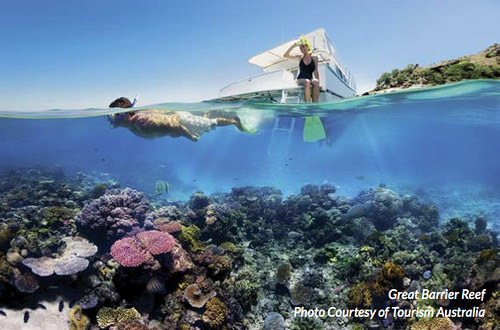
[22,237,97,276]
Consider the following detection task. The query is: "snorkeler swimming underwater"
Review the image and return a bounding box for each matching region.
[107,97,255,141]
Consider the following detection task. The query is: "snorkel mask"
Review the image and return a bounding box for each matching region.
[298,35,312,52]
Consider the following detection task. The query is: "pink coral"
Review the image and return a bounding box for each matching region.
[155,220,183,234]
[110,237,146,267]
[136,230,175,255]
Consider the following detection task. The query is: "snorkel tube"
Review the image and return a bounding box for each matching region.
[131,95,138,108]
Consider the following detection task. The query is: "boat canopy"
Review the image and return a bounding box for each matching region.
[248,29,338,72]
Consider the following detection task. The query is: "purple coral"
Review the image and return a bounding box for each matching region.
[110,237,146,267]
[136,230,175,255]
[76,188,150,238]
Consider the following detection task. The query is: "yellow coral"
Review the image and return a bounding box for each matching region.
[203,298,227,328]
[97,307,116,329]
[348,282,372,308]
[179,225,205,252]
[477,249,498,264]
[115,307,141,323]
[97,307,140,329]
[381,262,405,280]
[69,305,90,330]
[373,262,405,296]
[410,317,454,330]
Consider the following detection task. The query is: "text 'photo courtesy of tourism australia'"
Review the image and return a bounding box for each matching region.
[293,289,487,320]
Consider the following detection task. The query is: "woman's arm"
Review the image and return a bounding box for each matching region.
[284,42,301,59]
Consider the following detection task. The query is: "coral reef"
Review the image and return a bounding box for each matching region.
[0,169,497,330]
[183,283,216,308]
[69,305,90,330]
[22,236,97,276]
[76,188,150,239]
[110,230,175,268]
[202,297,227,328]
[96,307,140,329]
[275,262,292,284]
[410,317,455,330]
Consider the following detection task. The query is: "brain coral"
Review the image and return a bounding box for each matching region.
[76,188,150,238]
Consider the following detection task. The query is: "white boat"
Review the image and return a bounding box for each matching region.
[218,28,357,103]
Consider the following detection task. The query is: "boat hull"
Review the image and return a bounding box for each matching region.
[218,63,356,103]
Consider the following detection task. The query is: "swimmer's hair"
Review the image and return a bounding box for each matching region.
[109,97,132,108]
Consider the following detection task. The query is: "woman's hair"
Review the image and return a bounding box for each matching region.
[109,97,132,108]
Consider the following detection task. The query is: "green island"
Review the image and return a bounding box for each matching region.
[368,44,499,94]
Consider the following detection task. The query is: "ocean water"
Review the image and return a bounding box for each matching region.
[0,80,499,329]
[1,80,499,222]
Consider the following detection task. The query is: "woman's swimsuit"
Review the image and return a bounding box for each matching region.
[297,57,315,80]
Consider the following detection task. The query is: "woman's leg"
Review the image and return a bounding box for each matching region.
[311,79,320,103]
[297,79,311,102]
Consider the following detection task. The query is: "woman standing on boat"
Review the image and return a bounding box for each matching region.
[284,39,320,102]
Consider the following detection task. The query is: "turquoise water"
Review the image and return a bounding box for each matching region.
[0,80,499,329]
[1,80,499,221]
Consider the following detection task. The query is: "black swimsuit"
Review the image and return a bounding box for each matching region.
[297,57,315,80]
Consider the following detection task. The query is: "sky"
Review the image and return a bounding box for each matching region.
[1,0,499,111]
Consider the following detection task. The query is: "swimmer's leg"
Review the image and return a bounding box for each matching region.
[297,79,311,102]
[311,79,320,103]
[215,117,257,134]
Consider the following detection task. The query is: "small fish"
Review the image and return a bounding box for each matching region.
[24,311,29,323]
[332,283,349,294]
[47,285,59,290]
[287,231,303,239]
[69,300,76,308]
[154,180,170,195]
[37,303,47,310]
[355,175,366,181]
[0,310,6,316]
[58,300,64,312]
